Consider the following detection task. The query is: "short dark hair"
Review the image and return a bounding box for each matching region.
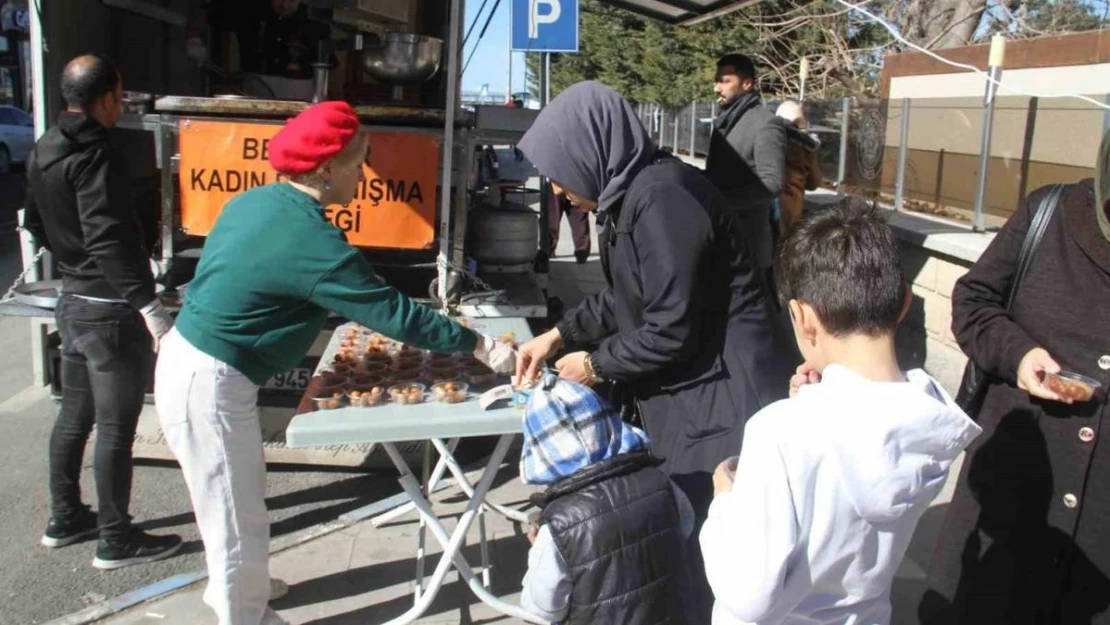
[61,54,120,111]
[775,199,905,336]
[716,53,756,81]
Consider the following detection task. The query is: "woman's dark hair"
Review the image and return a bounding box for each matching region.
[775,198,906,336]
[61,54,120,112]
[716,53,756,81]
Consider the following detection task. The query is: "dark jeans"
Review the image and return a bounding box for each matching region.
[49,295,152,540]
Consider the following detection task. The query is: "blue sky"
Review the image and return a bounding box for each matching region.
[461,0,529,95]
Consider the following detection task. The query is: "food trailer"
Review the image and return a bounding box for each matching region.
[6,0,548,467]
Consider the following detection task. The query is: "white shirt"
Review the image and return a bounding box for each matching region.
[700,365,982,625]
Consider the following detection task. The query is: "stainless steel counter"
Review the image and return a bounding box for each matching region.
[153,96,475,127]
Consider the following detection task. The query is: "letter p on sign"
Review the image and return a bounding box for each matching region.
[529,0,561,39]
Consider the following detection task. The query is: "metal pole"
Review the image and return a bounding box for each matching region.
[672,109,679,152]
[29,0,46,138]
[893,98,911,212]
[837,97,850,194]
[543,53,551,104]
[972,66,1001,232]
[437,0,463,306]
[799,77,806,103]
[689,100,696,157]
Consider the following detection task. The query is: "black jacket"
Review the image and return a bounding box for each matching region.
[704,92,786,269]
[537,452,691,625]
[25,113,156,309]
[556,157,797,499]
[922,181,1110,624]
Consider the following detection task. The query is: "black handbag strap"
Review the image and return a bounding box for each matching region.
[1006,184,1064,310]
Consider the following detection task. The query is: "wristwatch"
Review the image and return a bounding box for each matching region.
[583,353,603,384]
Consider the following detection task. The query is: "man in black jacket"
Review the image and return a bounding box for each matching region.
[704,53,786,282]
[26,54,181,569]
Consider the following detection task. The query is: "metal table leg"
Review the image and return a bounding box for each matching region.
[371,438,461,528]
[379,436,550,625]
[430,438,531,524]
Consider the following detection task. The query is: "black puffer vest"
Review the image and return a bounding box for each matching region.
[534,452,691,625]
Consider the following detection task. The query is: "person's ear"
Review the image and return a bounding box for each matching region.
[789,299,818,345]
[898,282,912,324]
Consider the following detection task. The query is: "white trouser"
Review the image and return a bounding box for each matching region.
[155,328,284,625]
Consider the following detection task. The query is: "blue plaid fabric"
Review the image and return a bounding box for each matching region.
[520,373,652,485]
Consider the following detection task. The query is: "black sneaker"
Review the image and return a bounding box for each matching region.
[41,505,99,548]
[92,530,183,570]
[575,250,589,264]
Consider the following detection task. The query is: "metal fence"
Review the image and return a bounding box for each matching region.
[634,95,1105,229]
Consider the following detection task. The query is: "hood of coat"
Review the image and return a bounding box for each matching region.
[796,365,982,524]
[518,81,659,215]
[33,112,108,171]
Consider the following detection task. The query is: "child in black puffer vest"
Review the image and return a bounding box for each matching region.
[518,374,696,625]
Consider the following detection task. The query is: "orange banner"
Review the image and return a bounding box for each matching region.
[177,120,439,249]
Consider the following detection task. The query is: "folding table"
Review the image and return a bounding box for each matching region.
[285,317,549,625]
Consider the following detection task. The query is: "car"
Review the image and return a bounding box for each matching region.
[0,105,34,173]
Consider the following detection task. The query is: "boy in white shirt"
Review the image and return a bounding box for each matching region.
[700,202,982,625]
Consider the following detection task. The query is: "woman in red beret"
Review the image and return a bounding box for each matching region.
[153,101,516,625]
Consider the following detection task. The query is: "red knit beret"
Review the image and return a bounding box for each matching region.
[269,101,360,175]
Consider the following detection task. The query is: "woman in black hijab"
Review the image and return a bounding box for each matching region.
[515,81,796,620]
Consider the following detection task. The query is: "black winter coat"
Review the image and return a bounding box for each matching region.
[704,92,787,269]
[25,112,156,310]
[537,453,691,625]
[555,157,796,506]
[921,181,1110,625]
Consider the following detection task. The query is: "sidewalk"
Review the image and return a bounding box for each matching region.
[93,461,539,625]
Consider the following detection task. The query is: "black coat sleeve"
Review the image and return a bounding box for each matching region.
[73,148,156,310]
[754,117,786,197]
[951,189,1043,383]
[556,287,617,345]
[591,183,710,381]
[23,172,49,251]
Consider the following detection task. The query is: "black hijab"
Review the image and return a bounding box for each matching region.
[518,81,659,216]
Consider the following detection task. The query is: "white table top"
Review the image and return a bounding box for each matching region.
[285,316,533,449]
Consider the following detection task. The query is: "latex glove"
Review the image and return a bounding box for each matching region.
[187,37,208,65]
[140,300,174,353]
[474,333,516,374]
[1017,347,1070,404]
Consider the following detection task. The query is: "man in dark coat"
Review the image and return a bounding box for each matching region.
[920,166,1110,623]
[514,81,797,621]
[704,53,786,280]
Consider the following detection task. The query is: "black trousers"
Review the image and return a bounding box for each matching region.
[548,192,592,255]
[49,295,152,541]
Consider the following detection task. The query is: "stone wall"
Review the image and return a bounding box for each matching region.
[897,241,973,393]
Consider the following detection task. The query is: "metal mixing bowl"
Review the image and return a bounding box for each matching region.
[360,33,443,84]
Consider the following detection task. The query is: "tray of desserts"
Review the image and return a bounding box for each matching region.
[294,321,521,415]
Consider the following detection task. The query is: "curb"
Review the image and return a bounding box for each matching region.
[42,488,438,625]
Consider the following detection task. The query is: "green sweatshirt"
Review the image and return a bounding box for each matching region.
[175,183,478,385]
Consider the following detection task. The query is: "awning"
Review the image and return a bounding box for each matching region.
[596,0,763,25]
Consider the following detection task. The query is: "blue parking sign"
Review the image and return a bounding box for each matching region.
[511,0,578,53]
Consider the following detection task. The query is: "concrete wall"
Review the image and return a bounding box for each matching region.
[897,240,973,394]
